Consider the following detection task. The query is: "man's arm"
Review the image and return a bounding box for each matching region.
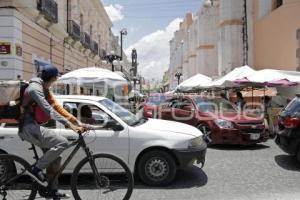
[47,92,79,124]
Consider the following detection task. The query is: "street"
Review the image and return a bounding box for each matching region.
[54,139,300,200]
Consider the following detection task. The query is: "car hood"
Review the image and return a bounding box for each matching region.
[137,118,202,137]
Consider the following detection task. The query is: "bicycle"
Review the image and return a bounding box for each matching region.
[0,128,134,200]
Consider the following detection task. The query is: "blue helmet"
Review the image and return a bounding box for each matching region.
[42,64,59,78]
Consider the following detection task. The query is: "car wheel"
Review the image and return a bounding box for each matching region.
[197,123,212,144]
[297,146,300,165]
[138,150,177,186]
[0,156,14,182]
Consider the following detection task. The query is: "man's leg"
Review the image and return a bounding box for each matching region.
[35,126,69,171]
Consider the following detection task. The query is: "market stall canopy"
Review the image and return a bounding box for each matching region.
[235,69,300,87]
[207,65,256,88]
[176,73,212,92]
[58,67,126,84]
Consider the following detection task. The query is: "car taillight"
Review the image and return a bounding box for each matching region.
[283,117,300,129]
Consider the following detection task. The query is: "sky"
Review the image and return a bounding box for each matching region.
[102,0,203,80]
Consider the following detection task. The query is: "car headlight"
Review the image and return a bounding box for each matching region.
[215,119,234,129]
[188,136,204,148]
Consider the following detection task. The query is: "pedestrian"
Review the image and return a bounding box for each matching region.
[236,91,246,111]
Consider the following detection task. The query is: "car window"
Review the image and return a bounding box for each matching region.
[63,102,112,128]
[284,97,300,113]
[147,95,166,105]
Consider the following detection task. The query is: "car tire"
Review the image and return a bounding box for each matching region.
[138,150,177,186]
[197,123,212,144]
[0,154,15,183]
[297,146,300,165]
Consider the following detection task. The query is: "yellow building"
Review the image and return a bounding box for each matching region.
[0,0,124,80]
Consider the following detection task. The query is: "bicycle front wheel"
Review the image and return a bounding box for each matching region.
[71,153,134,200]
[0,154,37,200]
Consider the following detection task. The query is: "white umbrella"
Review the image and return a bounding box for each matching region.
[58,67,126,84]
[246,69,300,84]
[208,65,256,88]
[176,73,212,92]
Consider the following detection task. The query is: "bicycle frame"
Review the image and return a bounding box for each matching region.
[51,133,102,186]
[1,133,102,188]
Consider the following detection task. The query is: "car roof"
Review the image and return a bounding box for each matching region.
[55,95,107,102]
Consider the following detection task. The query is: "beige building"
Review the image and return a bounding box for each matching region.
[0,0,128,80]
[169,0,300,89]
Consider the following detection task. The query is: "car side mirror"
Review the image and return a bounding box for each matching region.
[105,119,124,131]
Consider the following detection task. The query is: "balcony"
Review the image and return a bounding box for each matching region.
[67,20,81,41]
[37,0,58,23]
[80,32,91,49]
[99,49,107,59]
[91,41,99,55]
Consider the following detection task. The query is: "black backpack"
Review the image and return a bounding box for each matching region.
[0,81,29,123]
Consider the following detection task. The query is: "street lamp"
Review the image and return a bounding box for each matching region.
[175,72,182,85]
[103,50,122,72]
[120,28,128,72]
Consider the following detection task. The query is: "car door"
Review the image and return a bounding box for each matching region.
[58,99,130,170]
[161,99,178,120]
[174,98,196,126]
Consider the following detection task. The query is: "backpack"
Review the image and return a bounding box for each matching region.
[0,81,29,124]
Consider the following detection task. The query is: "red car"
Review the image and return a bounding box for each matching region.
[143,93,170,118]
[160,95,269,145]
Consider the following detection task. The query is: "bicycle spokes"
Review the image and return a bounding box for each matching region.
[71,154,133,200]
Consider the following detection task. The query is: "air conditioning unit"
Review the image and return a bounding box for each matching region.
[67,20,81,41]
[91,41,99,55]
[37,0,58,23]
[80,32,91,49]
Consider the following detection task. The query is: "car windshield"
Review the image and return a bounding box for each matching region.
[147,95,166,105]
[284,97,300,113]
[99,99,141,126]
[194,97,237,113]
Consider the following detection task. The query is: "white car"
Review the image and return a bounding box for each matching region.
[0,95,207,186]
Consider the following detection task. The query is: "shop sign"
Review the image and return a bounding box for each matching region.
[16,44,22,57]
[0,42,11,55]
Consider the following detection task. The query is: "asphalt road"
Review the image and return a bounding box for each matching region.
[18,139,300,200]
[128,139,300,200]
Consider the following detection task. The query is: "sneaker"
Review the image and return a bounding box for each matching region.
[25,166,48,187]
[43,190,70,200]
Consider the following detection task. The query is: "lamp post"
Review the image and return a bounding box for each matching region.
[120,28,127,72]
[175,72,182,85]
[103,51,122,72]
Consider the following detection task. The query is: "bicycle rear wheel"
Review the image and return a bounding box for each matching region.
[0,154,37,200]
[71,153,134,200]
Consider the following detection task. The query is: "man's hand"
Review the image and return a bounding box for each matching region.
[67,122,85,134]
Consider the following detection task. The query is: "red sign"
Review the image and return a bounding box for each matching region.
[0,42,11,55]
[16,44,22,57]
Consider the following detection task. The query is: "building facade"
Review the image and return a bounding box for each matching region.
[0,0,128,80]
[169,0,300,89]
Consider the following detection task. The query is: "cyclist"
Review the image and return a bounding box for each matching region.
[18,64,85,199]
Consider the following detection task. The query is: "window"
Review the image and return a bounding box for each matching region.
[63,102,113,128]
[273,0,283,10]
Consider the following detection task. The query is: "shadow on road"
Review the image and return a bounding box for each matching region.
[134,166,208,189]
[274,155,300,172]
[209,143,270,151]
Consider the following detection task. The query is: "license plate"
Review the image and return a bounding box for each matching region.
[250,133,260,140]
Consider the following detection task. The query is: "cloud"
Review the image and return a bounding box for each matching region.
[104,4,124,22]
[125,18,182,81]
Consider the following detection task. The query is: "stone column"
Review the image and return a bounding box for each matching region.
[297,28,300,71]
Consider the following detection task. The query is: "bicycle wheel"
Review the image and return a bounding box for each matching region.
[0,154,37,200]
[71,153,134,200]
